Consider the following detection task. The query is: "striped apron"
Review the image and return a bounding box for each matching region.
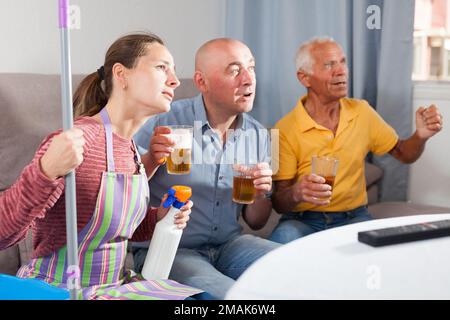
[17,108,202,300]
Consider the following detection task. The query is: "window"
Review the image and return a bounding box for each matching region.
[413,0,450,80]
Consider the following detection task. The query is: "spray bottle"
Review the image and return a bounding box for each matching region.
[141,185,192,280]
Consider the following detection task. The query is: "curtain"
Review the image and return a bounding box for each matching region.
[225,0,415,201]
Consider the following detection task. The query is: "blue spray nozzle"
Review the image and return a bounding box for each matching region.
[163,188,177,208]
[162,186,192,209]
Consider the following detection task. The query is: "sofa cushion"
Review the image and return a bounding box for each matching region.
[369,202,450,219]
[367,184,379,205]
[239,211,281,239]
[365,162,383,187]
[173,78,198,101]
[0,75,197,191]
[18,231,33,266]
[0,246,20,275]
[0,74,84,191]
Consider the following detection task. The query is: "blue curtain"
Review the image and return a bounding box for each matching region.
[225,0,415,201]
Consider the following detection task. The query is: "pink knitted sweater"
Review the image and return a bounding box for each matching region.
[0,117,157,258]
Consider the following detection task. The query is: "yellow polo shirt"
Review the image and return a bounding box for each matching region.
[273,96,398,212]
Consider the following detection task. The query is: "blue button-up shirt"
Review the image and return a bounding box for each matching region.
[133,94,271,249]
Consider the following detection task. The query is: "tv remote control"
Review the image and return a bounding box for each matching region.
[358,219,450,247]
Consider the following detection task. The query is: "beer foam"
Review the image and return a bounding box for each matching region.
[166,130,192,149]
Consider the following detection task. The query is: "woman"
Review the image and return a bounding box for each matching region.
[0,33,205,300]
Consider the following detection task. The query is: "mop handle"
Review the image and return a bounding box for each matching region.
[58,0,69,28]
[58,0,80,300]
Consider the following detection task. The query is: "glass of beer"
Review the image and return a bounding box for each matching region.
[232,164,256,204]
[311,155,339,200]
[165,125,193,175]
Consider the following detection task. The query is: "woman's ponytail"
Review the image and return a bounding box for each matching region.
[73,70,108,118]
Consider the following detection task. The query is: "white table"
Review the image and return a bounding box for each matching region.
[226,214,450,300]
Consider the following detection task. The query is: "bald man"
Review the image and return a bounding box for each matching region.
[132,38,280,299]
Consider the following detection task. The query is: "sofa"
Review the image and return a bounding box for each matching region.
[1,73,449,276]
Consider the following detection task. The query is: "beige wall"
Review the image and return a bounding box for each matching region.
[409,82,450,207]
[0,0,225,78]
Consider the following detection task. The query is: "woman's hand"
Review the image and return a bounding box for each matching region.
[39,128,85,180]
[156,198,193,230]
[149,126,175,166]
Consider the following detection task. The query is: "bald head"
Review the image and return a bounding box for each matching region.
[195,38,253,74]
[192,38,256,115]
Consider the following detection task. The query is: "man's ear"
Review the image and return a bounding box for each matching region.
[297,70,311,88]
[193,71,207,93]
